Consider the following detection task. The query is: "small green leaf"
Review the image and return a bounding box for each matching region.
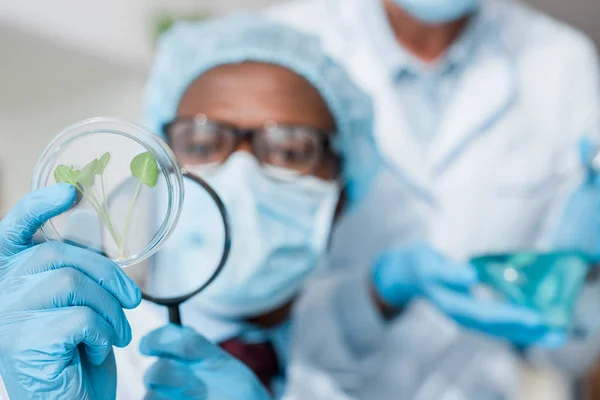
[54,165,77,184]
[97,152,111,174]
[78,159,98,187]
[130,151,159,188]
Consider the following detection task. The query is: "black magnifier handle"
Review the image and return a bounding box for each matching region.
[168,305,182,325]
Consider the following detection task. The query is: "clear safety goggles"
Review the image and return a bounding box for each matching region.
[163,115,340,180]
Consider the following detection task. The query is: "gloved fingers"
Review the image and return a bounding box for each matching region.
[144,385,207,399]
[12,268,132,347]
[594,172,600,187]
[144,385,207,400]
[21,307,116,366]
[411,245,477,289]
[372,244,476,307]
[579,136,596,174]
[431,286,545,327]
[144,358,193,387]
[536,331,568,349]
[139,325,262,398]
[429,261,477,293]
[578,136,600,185]
[144,358,205,395]
[140,324,226,362]
[79,348,118,397]
[429,287,552,345]
[17,241,141,309]
[0,184,76,256]
[62,209,103,254]
[71,306,119,365]
[193,367,272,400]
[143,391,178,400]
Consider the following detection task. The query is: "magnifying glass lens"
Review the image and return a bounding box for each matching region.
[121,174,229,308]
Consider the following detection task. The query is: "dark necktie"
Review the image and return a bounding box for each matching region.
[219,338,280,392]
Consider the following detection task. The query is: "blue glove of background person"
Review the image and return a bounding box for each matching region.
[0,184,142,400]
[372,243,561,346]
[141,324,272,400]
[553,137,600,260]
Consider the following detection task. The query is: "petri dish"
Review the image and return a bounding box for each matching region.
[31,117,184,268]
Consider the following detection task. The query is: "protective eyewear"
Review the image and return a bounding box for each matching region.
[163,115,338,178]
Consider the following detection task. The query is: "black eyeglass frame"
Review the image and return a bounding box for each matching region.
[162,115,339,177]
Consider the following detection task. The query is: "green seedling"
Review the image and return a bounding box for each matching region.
[121,152,159,257]
[54,151,159,259]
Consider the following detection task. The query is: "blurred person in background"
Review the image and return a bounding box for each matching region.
[264,0,600,398]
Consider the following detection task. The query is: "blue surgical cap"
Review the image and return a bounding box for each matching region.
[145,12,379,203]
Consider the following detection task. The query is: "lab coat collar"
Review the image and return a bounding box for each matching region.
[347,5,436,199]
[445,11,485,69]
[356,0,516,192]
[430,3,517,173]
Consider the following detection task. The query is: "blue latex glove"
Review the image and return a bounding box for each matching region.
[372,243,562,346]
[140,324,272,400]
[553,137,600,260]
[0,184,142,399]
[551,137,600,337]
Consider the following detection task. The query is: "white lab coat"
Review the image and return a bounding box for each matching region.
[113,302,165,399]
[265,0,600,399]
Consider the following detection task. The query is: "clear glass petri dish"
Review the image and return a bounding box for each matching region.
[31,117,184,268]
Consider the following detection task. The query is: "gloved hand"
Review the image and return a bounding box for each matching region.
[553,137,600,260]
[372,243,562,346]
[141,324,272,400]
[552,137,600,338]
[0,184,142,399]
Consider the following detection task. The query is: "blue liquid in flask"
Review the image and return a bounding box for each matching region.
[471,251,589,329]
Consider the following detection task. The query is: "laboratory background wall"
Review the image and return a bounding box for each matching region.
[0,0,281,215]
[0,0,598,214]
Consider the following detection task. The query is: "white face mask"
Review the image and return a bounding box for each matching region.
[162,152,340,318]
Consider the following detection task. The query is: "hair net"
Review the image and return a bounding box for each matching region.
[145,12,379,204]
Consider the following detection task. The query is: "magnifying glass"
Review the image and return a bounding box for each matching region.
[109,172,231,325]
[32,118,231,325]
